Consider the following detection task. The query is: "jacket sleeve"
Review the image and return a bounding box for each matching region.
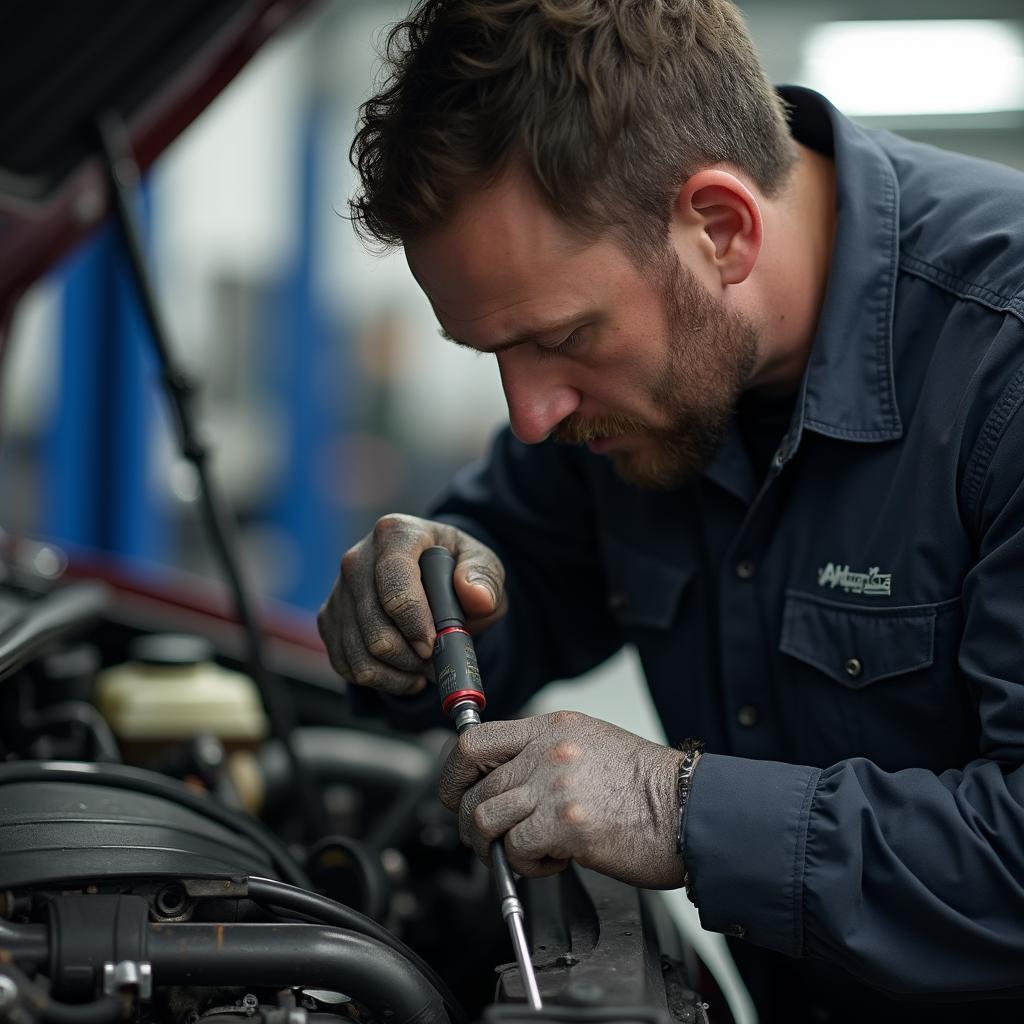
[682,371,1024,998]
[350,428,625,728]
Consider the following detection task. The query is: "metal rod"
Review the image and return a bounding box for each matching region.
[506,907,543,1011]
[94,111,331,840]
[458,717,543,1009]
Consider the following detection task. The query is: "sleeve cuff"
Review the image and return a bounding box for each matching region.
[684,752,822,957]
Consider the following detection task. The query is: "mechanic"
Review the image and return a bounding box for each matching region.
[318,1,1024,1021]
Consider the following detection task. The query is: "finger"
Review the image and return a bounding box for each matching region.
[458,749,537,831]
[373,515,442,659]
[504,814,571,878]
[337,536,428,675]
[338,585,428,696]
[452,534,507,627]
[439,719,541,811]
[317,587,352,682]
[507,855,570,880]
[458,758,535,847]
[353,578,429,675]
[468,786,536,859]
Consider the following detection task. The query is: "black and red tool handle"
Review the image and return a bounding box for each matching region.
[418,546,486,718]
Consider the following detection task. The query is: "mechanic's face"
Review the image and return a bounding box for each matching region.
[406,169,758,489]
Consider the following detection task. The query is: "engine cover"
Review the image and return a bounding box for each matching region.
[0,779,276,887]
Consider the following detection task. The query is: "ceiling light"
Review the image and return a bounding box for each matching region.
[800,20,1024,116]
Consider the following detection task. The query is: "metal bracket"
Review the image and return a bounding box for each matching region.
[183,878,249,898]
[0,974,18,1009]
[102,961,153,1000]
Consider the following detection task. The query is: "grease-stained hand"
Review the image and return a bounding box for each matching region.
[440,711,686,889]
[317,514,507,696]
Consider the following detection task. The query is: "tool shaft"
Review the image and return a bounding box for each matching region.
[507,902,544,1009]
[420,547,543,1011]
[460,716,543,1011]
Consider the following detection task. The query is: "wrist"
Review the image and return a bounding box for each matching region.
[675,737,704,906]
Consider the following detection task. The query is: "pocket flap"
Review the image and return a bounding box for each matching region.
[779,590,937,689]
[603,536,695,630]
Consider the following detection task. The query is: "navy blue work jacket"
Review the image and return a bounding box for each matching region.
[364,88,1024,1020]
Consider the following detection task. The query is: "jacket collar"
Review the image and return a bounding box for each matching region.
[780,86,903,446]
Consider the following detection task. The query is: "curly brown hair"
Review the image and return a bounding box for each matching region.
[349,0,796,261]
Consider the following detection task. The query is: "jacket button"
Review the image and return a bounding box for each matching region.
[735,559,756,580]
[608,591,628,610]
[845,657,863,678]
[728,924,747,939]
[736,705,759,728]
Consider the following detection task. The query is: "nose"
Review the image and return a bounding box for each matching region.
[497,348,581,444]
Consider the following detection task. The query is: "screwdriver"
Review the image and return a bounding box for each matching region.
[419,546,544,1011]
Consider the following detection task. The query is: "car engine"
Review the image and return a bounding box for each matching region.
[0,560,707,1024]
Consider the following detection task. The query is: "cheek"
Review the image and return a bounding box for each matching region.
[581,335,666,398]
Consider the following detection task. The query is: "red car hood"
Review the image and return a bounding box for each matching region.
[0,0,317,330]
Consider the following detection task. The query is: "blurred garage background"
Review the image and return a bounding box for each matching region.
[2,0,1023,739]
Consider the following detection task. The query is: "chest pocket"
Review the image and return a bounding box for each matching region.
[777,588,973,770]
[779,589,947,688]
[602,535,695,630]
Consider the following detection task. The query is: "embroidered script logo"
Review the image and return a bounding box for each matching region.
[817,562,892,597]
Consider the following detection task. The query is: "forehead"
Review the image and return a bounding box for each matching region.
[404,168,618,336]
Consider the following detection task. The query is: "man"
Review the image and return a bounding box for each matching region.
[318,1,1024,1020]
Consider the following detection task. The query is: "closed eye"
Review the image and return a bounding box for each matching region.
[537,328,586,358]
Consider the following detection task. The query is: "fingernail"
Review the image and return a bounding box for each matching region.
[411,677,427,694]
[413,640,433,660]
[466,573,495,603]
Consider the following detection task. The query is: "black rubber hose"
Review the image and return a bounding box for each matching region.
[0,920,49,971]
[247,877,466,1024]
[0,964,124,1024]
[36,995,125,1024]
[146,923,447,1024]
[0,584,109,685]
[28,703,122,763]
[0,762,309,889]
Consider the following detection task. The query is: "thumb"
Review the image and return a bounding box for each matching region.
[452,541,507,624]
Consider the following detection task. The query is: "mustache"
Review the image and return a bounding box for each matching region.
[551,413,650,445]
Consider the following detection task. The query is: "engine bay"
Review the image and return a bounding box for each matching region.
[0,560,707,1024]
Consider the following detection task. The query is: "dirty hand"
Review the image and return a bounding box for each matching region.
[441,711,686,889]
[317,514,507,696]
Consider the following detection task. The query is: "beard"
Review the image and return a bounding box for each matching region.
[551,253,758,489]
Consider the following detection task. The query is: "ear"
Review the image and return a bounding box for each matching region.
[672,169,763,287]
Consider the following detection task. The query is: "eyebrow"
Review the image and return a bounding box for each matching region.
[439,315,584,354]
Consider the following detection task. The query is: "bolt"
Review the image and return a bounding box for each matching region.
[379,848,408,883]
[0,975,17,1007]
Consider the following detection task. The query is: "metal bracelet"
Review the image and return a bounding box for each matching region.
[675,737,705,907]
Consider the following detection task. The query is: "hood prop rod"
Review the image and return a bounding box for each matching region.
[94,111,332,842]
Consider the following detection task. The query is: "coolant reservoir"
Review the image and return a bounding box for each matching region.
[95,634,268,754]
